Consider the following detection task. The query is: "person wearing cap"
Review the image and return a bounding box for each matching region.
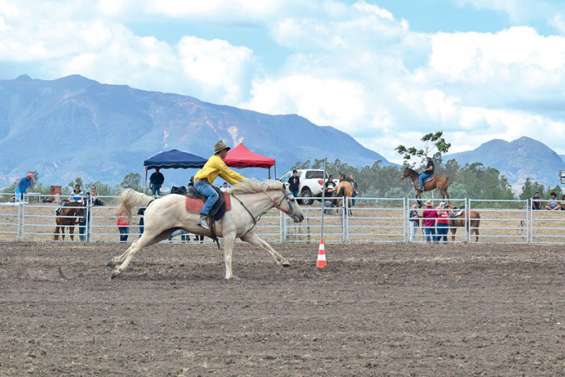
[193,140,245,229]
[15,172,35,202]
[422,200,437,244]
[435,201,450,243]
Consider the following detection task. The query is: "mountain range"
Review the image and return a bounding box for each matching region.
[447,137,565,190]
[0,74,388,186]
[1,74,564,191]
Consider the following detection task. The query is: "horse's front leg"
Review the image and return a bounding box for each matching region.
[69,226,75,241]
[242,232,289,266]
[223,232,237,280]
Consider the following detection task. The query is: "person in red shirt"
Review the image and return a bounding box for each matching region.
[422,200,437,244]
[436,202,450,243]
[116,209,129,243]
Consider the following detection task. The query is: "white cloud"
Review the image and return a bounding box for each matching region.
[178,36,253,103]
[4,0,565,160]
[246,74,367,131]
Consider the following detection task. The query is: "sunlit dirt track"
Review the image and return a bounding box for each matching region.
[1,241,565,376]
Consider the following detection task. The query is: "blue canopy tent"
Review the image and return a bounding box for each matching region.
[143,149,207,188]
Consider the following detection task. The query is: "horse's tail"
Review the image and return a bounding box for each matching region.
[117,189,154,223]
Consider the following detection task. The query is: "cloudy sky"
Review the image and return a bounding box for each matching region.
[2,0,565,161]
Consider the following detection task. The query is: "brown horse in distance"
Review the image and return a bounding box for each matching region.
[335,180,355,215]
[54,202,85,241]
[448,208,481,242]
[402,167,449,207]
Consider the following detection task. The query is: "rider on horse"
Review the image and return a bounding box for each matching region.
[193,140,246,229]
[419,157,435,192]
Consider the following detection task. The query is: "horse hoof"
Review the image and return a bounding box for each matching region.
[110,270,120,280]
[105,260,114,268]
[282,260,290,267]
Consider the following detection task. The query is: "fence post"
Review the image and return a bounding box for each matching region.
[85,196,91,242]
[342,198,348,242]
[465,198,470,243]
[20,195,26,241]
[279,211,285,243]
[527,199,533,244]
[16,201,23,241]
[403,197,408,243]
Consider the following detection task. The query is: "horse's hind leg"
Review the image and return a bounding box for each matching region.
[69,226,75,241]
[111,229,174,279]
[242,232,289,266]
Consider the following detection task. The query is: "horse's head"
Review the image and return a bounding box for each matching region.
[401,166,412,179]
[278,183,305,223]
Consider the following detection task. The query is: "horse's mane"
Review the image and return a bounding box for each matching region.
[230,180,284,194]
[404,166,418,175]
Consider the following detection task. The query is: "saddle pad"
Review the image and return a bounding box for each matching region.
[185,192,231,214]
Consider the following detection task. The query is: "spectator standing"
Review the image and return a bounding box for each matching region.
[288,170,300,198]
[137,207,146,236]
[78,192,91,242]
[15,172,35,202]
[349,174,359,206]
[149,168,165,196]
[561,195,565,210]
[532,192,542,210]
[436,202,450,243]
[116,209,129,243]
[408,204,420,242]
[545,192,561,210]
[69,184,83,203]
[422,200,437,244]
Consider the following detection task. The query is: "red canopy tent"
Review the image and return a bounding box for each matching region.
[225,143,277,178]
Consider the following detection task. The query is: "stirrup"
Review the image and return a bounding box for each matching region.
[199,218,210,230]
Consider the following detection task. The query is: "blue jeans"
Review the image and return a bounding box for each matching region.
[194,180,219,217]
[15,190,24,202]
[118,227,129,242]
[436,223,449,243]
[150,184,161,196]
[424,227,435,243]
[419,172,433,189]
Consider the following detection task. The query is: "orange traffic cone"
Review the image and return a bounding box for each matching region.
[316,240,327,269]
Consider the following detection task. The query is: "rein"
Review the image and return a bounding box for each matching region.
[231,194,259,238]
[232,190,291,237]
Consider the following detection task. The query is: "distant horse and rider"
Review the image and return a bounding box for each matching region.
[402,157,449,207]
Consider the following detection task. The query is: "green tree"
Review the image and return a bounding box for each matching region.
[395,131,452,166]
[519,178,546,200]
[121,173,142,190]
[68,177,84,190]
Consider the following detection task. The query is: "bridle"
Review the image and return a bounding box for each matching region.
[231,188,297,237]
[262,189,296,217]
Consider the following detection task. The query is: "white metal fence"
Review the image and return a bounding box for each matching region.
[1,193,565,244]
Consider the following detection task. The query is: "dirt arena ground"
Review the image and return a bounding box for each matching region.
[2,241,565,376]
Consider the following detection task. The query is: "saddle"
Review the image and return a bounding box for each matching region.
[450,208,464,217]
[423,176,435,184]
[185,185,231,221]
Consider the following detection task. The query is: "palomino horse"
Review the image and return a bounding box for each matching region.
[54,202,85,241]
[108,180,305,280]
[448,208,481,242]
[402,167,449,207]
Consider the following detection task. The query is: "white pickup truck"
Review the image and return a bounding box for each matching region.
[279,169,338,205]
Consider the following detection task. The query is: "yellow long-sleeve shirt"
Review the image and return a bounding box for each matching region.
[194,155,245,185]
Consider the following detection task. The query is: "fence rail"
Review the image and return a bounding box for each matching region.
[1,193,565,244]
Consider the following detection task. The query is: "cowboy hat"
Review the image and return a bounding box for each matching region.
[214,140,231,154]
[425,200,433,207]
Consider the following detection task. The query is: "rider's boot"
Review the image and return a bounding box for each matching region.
[198,216,210,230]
